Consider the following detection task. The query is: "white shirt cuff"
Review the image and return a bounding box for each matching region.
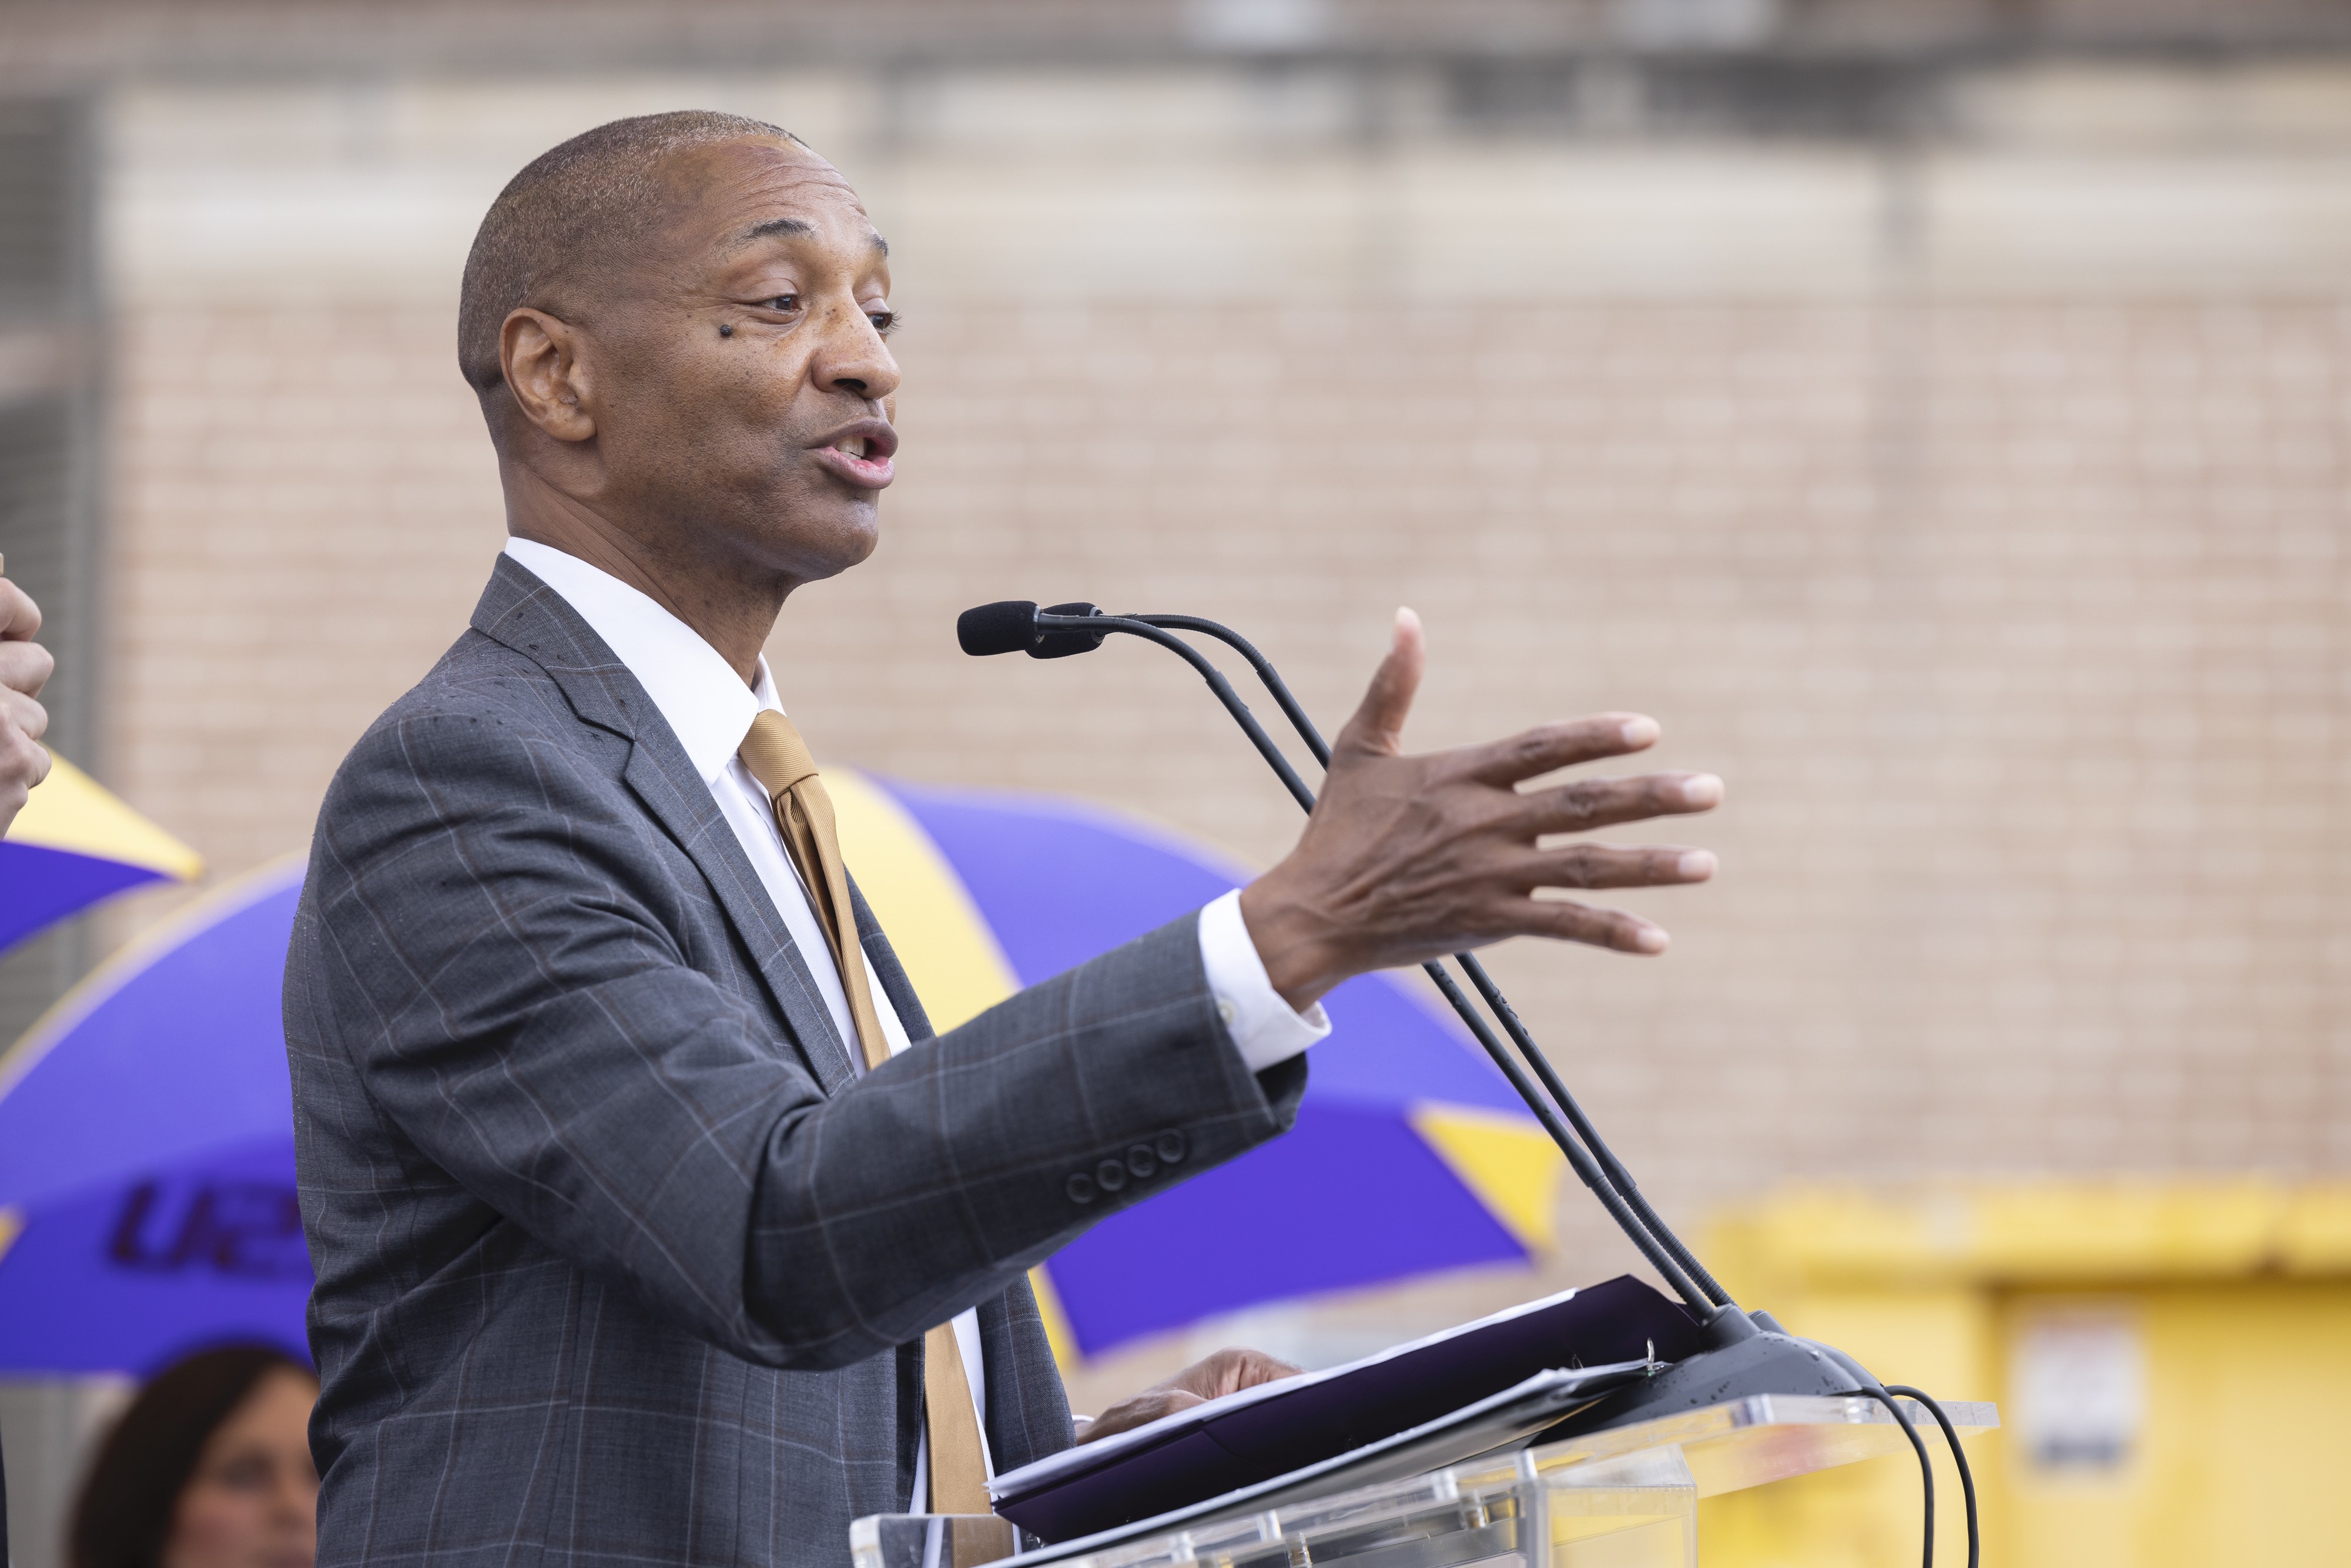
[1196,889,1332,1073]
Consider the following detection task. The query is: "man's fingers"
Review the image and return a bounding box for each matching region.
[1463,712,1662,786]
[1,722,49,808]
[1,689,48,742]
[1077,1346,1307,1443]
[1518,772,1722,835]
[1104,1390,1200,1425]
[1174,1346,1302,1399]
[0,638,55,699]
[1331,607,1424,758]
[1518,896,1672,955]
[1514,842,1715,891]
[1076,1387,1205,1444]
[0,574,40,641]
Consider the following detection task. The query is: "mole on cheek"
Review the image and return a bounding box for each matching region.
[719,323,734,338]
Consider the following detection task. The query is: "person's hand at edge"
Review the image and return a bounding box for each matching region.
[0,552,55,836]
[1073,1346,1305,1445]
[1240,608,1722,1011]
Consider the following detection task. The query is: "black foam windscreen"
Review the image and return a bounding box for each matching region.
[957,600,1040,656]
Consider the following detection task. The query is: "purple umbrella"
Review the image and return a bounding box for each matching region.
[0,862,306,1372]
[0,780,1566,1373]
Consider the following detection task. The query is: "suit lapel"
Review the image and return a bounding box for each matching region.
[617,747,857,1094]
[470,555,858,1093]
[848,878,935,1046]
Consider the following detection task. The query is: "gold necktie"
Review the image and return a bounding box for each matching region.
[739,710,993,1517]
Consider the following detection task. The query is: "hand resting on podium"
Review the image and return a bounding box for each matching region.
[1076,1346,1307,1445]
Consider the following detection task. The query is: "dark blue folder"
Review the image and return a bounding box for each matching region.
[992,1274,1707,1543]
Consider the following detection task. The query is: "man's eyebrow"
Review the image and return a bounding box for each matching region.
[740,216,815,244]
[731,218,888,259]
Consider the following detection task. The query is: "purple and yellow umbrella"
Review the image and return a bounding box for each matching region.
[828,774,1565,1362]
[0,779,1561,1374]
[1,754,202,953]
[0,861,306,1372]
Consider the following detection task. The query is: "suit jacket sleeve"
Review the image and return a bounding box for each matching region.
[292,702,1305,1372]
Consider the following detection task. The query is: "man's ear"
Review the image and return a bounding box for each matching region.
[500,307,597,444]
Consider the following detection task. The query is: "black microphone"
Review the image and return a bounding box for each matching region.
[955,599,1036,656]
[957,601,1981,1562]
[956,601,1107,660]
[958,597,1721,1306]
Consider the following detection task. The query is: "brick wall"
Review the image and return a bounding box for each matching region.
[86,64,2351,1397]
[108,304,502,878]
[786,297,2351,1401]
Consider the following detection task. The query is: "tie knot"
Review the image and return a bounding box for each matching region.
[739,710,819,800]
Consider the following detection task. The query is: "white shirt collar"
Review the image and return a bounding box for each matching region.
[503,537,782,785]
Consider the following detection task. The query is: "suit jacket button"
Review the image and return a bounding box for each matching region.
[1126,1145,1157,1180]
[1095,1158,1128,1194]
[1155,1130,1188,1165]
[1066,1172,1097,1205]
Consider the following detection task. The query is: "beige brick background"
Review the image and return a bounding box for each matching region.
[70,59,2351,1403]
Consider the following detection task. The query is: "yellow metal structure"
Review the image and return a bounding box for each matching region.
[1700,1180,2351,1567]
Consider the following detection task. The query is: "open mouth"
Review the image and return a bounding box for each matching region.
[812,423,897,488]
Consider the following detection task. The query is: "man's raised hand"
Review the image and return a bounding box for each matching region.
[0,555,53,835]
[1238,609,1722,1011]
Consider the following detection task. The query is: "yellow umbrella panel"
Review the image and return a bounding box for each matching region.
[2,755,202,953]
[827,769,1564,1365]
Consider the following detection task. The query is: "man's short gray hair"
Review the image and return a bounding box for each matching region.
[457,110,797,394]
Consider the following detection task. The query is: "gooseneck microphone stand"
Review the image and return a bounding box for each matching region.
[959,600,1978,1568]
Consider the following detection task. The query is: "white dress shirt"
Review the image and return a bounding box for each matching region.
[503,538,1328,1500]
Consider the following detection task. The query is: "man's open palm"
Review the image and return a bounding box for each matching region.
[1240,609,1722,1010]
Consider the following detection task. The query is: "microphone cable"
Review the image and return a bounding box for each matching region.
[1168,603,1979,1567]
[960,599,1982,1567]
[1019,604,1731,1311]
[1884,1384,1982,1568]
[1127,612,1733,1309]
[1857,1388,1935,1568]
[996,604,1718,1311]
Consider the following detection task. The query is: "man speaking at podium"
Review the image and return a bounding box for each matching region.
[284,113,1723,1568]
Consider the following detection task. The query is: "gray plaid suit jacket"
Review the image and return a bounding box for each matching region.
[284,556,1307,1568]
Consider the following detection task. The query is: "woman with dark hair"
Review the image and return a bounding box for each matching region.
[69,1346,318,1568]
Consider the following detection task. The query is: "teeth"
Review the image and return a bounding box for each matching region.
[835,436,866,457]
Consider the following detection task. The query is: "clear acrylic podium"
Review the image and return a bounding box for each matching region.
[852,1393,1995,1568]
